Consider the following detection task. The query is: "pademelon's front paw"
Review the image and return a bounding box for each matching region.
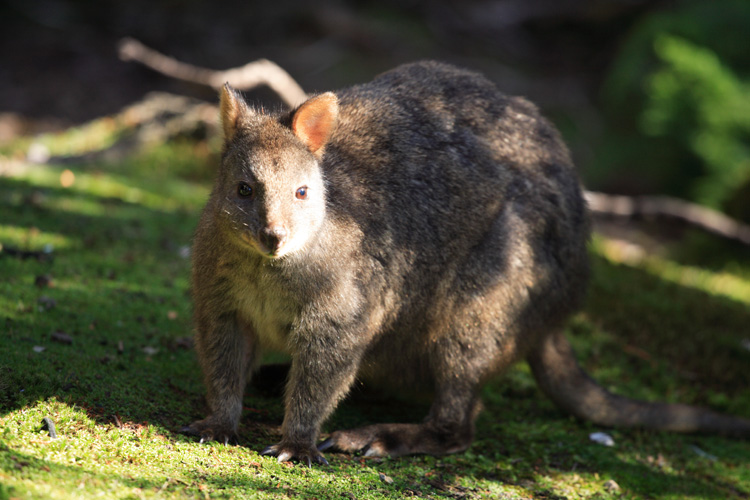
[261,441,329,467]
[180,417,239,445]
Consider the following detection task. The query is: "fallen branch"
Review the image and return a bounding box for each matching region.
[37,92,218,166]
[118,37,308,108]
[117,41,750,247]
[585,191,750,246]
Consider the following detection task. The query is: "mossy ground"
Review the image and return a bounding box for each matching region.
[1,118,749,499]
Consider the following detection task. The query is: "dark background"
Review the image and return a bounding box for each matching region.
[2,0,749,219]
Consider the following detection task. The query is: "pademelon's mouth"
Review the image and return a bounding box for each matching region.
[238,231,286,259]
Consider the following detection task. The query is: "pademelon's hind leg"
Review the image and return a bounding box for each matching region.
[319,379,482,457]
[319,317,504,457]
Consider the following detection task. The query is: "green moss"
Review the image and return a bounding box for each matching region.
[2,125,750,498]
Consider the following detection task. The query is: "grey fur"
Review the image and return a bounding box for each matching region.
[183,61,750,464]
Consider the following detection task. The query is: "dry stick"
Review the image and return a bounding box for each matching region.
[118,37,308,108]
[118,38,750,247]
[585,191,750,246]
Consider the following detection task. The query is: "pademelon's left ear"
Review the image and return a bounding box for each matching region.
[291,92,338,157]
[220,83,250,142]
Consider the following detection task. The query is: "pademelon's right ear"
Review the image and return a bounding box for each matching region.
[291,92,338,157]
[220,83,249,142]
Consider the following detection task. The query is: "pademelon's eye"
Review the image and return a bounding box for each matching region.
[238,182,253,198]
[295,186,308,200]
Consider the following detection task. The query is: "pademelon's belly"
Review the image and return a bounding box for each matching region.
[354,321,435,391]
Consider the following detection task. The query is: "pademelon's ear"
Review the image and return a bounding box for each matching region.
[291,92,338,156]
[220,83,249,142]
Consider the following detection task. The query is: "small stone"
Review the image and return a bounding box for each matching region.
[34,274,53,288]
[37,296,56,310]
[27,142,50,163]
[689,445,718,461]
[50,330,73,344]
[379,473,394,485]
[589,432,615,447]
[41,417,57,439]
[603,479,620,493]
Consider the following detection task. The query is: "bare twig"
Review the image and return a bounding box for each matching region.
[118,37,308,108]
[40,92,218,166]
[585,191,750,246]
[116,41,750,247]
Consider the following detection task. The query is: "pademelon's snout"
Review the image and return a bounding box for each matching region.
[258,224,288,257]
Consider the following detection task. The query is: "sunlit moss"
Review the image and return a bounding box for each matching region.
[0,224,75,251]
[592,235,750,305]
[2,114,750,499]
[8,162,209,213]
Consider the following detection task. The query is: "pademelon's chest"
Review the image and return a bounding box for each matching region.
[230,270,298,354]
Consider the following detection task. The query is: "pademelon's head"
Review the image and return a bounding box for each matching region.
[214,84,338,259]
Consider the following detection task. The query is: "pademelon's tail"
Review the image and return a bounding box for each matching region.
[527,329,750,437]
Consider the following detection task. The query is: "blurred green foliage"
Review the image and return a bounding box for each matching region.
[594,0,750,221]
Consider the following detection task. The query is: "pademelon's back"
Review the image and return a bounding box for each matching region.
[320,61,589,316]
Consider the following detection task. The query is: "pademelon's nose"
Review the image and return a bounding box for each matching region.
[260,224,288,254]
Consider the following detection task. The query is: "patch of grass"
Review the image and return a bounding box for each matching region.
[1,125,750,498]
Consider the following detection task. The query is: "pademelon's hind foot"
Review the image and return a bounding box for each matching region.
[318,422,474,457]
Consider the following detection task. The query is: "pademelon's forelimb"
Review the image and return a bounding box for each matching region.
[527,329,750,436]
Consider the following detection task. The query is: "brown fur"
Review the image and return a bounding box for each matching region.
[183,61,750,464]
